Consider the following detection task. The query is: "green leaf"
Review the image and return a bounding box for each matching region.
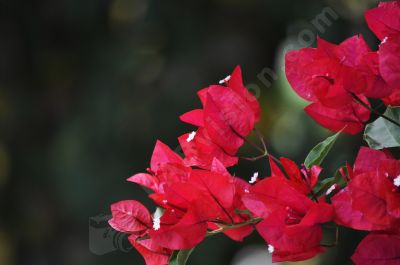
[313,166,347,198]
[169,249,195,265]
[364,107,400,149]
[304,131,341,168]
[313,176,335,198]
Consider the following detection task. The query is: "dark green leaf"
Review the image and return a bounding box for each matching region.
[364,107,400,149]
[304,131,341,168]
[169,249,195,265]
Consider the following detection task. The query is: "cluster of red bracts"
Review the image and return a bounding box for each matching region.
[109,67,260,265]
[332,147,400,264]
[108,2,400,264]
[286,1,400,134]
[109,133,400,264]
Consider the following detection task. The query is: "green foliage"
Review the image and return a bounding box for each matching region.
[304,131,341,168]
[364,107,400,149]
[169,249,195,265]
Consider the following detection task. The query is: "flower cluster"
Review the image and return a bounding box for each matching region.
[108,2,400,265]
[286,1,400,134]
[109,67,259,265]
[332,147,400,264]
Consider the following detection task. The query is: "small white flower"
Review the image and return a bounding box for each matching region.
[249,172,259,184]
[153,207,164,231]
[219,75,231,84]
[268,244,274,254]
[244,189,250,193]
[186,131,196,142]
[394,175,400,187]
[153,216,160,230]
[382,36,388,44]
[326,184,337,195]
[162,199,168,204]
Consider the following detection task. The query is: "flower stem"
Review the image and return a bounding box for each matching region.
[206,217,263,236]
[351,93,400,128]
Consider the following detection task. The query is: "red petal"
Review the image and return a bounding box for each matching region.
[149,211,208,250]
[285,48,319,102]
[128,235,171,265]
[179,109,204,127]
[304,101,370,135]
[350,172,393,229]
[352,233,400,265]
[256,216,324,262]
[202,92,244,155]
[227,66,261,122]
[280,157,310,195]
[127,173,158,192]
[150,141,183,172]
[190,169,235,212]
[353,147,393,175]
[332,188,382,231]
[109,200,152,233]
[365,2,400,40]
[178,129,238,169]
[269,156,285,179]
[379,34,400,89]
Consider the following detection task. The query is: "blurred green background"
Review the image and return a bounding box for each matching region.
[0,0,383,264]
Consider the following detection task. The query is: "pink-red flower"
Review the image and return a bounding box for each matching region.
[127,140,191,194]
[285,36,373,134]
[332,147,400,233]
[180,66,261,168]
[243,174,333,262]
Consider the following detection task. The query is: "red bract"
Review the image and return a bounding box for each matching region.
[365,1,400,106]
[305,99,370,135]
[127,140,191,193]
[178,128,238,169]
[109,200,152,234]
[207,159,254,241]
[285,36,376,134]
[180,66,261,163]
[351,233,400,265]
[365,1,400,41]
[147,159,253,249]
[332,147,400,233]
[269,157,321,195]
[242,176,334,262]
[128,235,172,265]
[380,34,400,105]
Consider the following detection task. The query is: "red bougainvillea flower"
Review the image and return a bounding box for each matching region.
[178,128,238,169]
[285,36,374,134]
[180,66,261,163]
[365,1,400,106]
[332,147,400,233]
[145,158,253,249]
[269,157,321,195]
[127,140,191,193]
[352,233,400,265]
[108,201,173,264]
[243,175,334,262]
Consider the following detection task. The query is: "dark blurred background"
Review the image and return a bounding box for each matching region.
[0,0,383,264]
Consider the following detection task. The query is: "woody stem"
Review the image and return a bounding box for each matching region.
[351,93,400,128]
